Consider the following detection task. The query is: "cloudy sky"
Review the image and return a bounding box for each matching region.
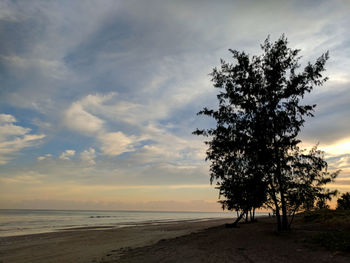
[0,0,349,211]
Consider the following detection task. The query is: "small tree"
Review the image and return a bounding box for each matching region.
[194,35,337,231]
[284,146,338,226]
[337,192,350,210]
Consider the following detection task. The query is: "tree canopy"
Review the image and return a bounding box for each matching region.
[337,192,350,210]
[194,35,339,231]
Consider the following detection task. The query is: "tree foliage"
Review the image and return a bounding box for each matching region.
[194,35,339,231]
[337,192,350,210]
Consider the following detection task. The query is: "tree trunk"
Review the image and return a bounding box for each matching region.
[276,166,289,230]
[270,186,282,231]
[288,206,299,229]
[274,143,289,231]
[226,211,245,228]
[279,190,289,230]
[275,204,281,231]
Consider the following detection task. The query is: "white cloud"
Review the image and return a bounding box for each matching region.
[301,137,350,158]
[64,101,105,135]
[137,122,206,164]
[62,92,207,163]
[0,114,45,165]
[331,155,350,170]
[0,114,17,123]
[322,139,350,157]
[59,149,76,160]
[99,132,134,156]
[63,94,138,156]
[0,124,29,140]
[37,154,52,161]
[80,148,96,165]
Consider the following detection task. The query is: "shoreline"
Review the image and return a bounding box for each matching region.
[0,218,233,263]
[0,209,237,238]
[0,216,233,238]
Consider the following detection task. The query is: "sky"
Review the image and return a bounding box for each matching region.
[0,0,349,212]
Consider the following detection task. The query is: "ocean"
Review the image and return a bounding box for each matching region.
[0,209,235,237]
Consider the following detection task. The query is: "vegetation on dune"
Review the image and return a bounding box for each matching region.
[302,209,350,229]
[298,209,350,252]
[194,35,340,231]
[311,231,350,252]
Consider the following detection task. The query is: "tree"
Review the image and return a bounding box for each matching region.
[283,145,338,227]
[217,168,267,225]
[194,35,337,231]
[337,192,350,210]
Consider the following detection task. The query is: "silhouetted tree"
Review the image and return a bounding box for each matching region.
[217,169,267,225]
[284,146,338,226]
[337,192,350,210]
[194,35,336,231]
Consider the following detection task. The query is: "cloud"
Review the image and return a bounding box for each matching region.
[0,55,69,80]
[0,0,349,209]
[0,170,47,185]
[37,154,52,161]
[59,149,76,160]
[63,100,105,135]
[63,94,138,156]
[99,132,134,156]
[62,90,208,163]
[0,113,16,123]
[0,0,118,112]
[327,153,350,171]
[0,113,45,164]
[301,83,350,145]
[80,148,96,165]
[0,120,29,140]
[321,139,350,157]
[134,122,206,166]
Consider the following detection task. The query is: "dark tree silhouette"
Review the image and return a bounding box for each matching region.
[283,145,338,227]
[194,35,338,231]
[217,168,267,225]
[337,192,350,210]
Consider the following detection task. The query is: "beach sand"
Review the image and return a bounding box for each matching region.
[1,217,349,263]
[114,217,350,263]
[0,218,231,263]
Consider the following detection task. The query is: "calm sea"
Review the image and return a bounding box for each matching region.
[0,209,235,237]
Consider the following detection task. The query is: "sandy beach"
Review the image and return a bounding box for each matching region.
[0,218,231,263]
[1,217,349,263]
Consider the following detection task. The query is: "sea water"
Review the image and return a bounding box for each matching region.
[0,209,236,237]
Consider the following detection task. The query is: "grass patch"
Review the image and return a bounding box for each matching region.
[300,209,350,230]
[311,231,350,252]
[296,209,350,252]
